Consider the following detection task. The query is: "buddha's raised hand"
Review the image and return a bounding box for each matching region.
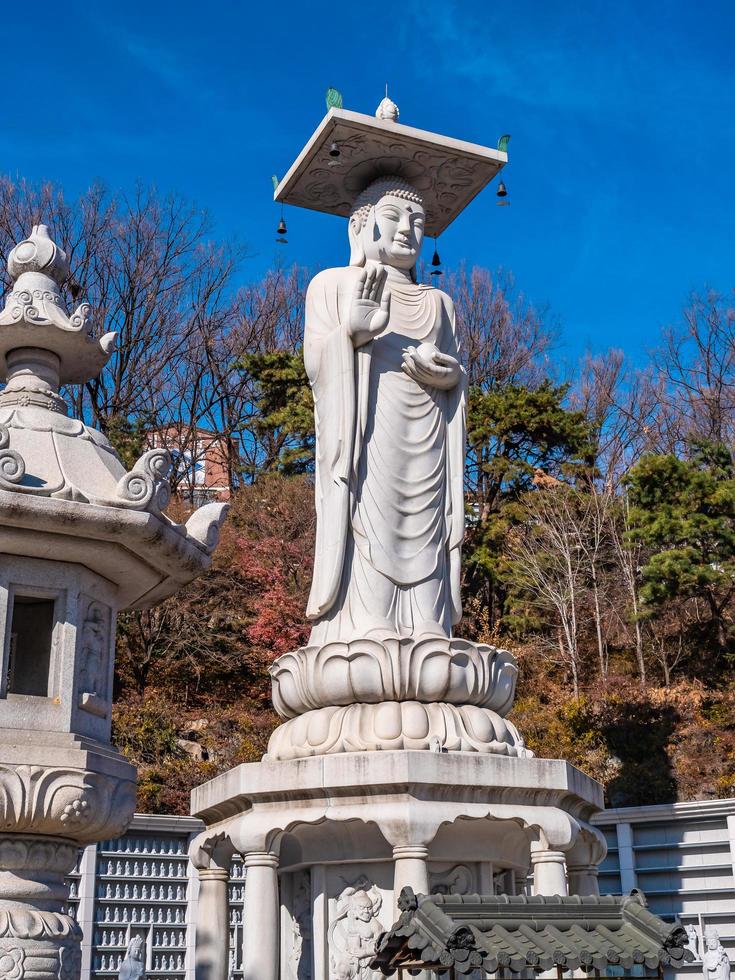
[347,264,391,347]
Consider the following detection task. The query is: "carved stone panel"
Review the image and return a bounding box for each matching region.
[77,597,111,718]
[288,869,312,980]
[0,763,135,843]
[430,863,474,896]
[329,877,382,980]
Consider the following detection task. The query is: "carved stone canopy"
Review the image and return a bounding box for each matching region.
[273,107,507,237]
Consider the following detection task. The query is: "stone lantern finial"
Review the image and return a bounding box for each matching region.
[7,223,70,283]
[0,224,117,388]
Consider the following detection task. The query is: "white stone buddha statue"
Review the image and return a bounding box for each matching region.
[304,176,466,646]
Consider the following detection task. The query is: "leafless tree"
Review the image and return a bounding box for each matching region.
[0,177,245,451]
[447,266,556,391]
[506,486,594,696]
[572,349,661,485]
[654,289,735,452]
[608,492,647,684]
[579,483,615,682]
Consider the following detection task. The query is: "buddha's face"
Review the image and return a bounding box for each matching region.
[360,194,425,269]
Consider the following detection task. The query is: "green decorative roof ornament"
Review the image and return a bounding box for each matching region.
[325,87,343,111]
[271,175,279,192]
[497,133,511,153]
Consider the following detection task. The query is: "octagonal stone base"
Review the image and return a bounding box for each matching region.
[191,751,607,980]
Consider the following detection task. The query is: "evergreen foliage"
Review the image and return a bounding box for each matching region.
[6,176,731,811]
[238,349,314,475]
[627,440,735,653]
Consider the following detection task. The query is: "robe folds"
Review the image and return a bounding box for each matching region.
[304,265,466,644]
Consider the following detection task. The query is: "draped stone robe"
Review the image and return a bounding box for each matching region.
[304,266,466,645]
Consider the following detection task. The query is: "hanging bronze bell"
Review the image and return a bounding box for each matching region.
[277,217,287,235]
[431,247,441,267]
[496,181,507,198]
[329,142,341,158]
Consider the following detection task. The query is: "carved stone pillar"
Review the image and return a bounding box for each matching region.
[567,862,600,896]
[392,845,430,916]
[530,848,568,896]
[190,832,234,980]
[0,836,82,979]
[242,851,280,980]
[195,869,230,980]
[565,827,606,896]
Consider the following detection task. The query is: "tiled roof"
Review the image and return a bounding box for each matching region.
[371,889,693,976]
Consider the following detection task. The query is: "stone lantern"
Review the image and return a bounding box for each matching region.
[0,225,228,979]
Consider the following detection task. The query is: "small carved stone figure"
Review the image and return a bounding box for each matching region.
[79,602,108,696]
[119,936,145,980]
[685,924,700,960]
[431,863,473,896]
[289,871,312,980]
[703,927,731,980]
[329,882,382,979]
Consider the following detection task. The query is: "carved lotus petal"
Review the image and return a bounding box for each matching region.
[266,701,531,761]
[10,909,42,939]
[0,838,27,868]
[320,640,388,704]
[270,636,519,718]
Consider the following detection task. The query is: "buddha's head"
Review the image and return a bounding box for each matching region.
[349,177,425,278]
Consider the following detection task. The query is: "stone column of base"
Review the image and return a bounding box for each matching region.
[567,863,600,896]
[242,851,280,980]
[530,849,568,896]
[195,867,230,980]
[392,845,430,917]
[0,835,83,980]
[514,869,529,896]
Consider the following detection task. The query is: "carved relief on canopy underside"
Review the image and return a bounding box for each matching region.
[274,108,507,237]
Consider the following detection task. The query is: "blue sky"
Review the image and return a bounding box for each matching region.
[4,0,734,365]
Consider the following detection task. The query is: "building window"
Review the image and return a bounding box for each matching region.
[7,594,55,697]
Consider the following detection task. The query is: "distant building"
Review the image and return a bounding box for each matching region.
[149,427,234,506]
[593,798,735,977]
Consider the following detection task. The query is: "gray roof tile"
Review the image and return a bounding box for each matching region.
[372,888,693,976]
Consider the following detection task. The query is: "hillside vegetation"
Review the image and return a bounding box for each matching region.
[0,178,731,814]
